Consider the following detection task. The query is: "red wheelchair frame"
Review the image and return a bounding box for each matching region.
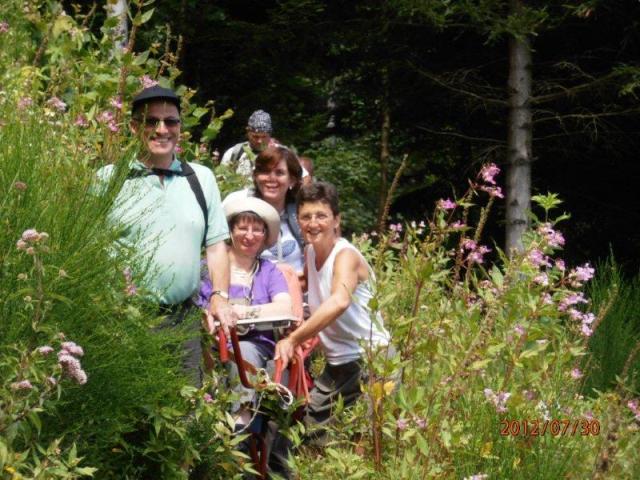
[205,263,318,479]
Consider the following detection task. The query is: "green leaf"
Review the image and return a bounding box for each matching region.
[139,8,155,25]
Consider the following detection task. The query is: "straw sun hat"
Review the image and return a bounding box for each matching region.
[223,196,280,248]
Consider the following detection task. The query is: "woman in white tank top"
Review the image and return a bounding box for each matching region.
[274,182,391,424]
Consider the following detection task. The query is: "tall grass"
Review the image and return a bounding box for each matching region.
[0,105,192,475]
[583,257,640,394]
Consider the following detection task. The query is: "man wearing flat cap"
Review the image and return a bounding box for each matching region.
[97,85,237,385]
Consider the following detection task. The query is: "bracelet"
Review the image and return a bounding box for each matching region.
[211,290,229,300]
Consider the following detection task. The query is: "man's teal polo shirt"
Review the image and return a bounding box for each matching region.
[98,159,229,305]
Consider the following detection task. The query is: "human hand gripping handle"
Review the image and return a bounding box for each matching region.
[209,295,238,338]
[274,337,297,370]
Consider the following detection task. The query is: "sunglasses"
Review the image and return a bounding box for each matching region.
[136,117,181,128]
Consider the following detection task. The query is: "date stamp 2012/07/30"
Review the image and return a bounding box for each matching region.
[499,418,600,437]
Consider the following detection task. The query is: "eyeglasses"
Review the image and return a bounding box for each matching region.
[136,117,181,129]
[233,226,266,237]
[299,212,331,223]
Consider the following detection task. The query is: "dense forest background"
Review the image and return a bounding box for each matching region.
[78,0,640,273]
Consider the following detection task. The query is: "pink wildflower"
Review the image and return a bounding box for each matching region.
[25,247,35,255]
[74,114,89,127]
[484,388,510,413]
[46,96,67,112]
[479,185,504,199]
[204,393,214,403]
[555,258,566,271]
[528,249,550,267]
[581,312,595,325]
[37,345,54,356]
[570,263,595,283]
[538,223,565,248]
[450,221,466,230]
[437,198,456,210]
[467,245,491,265]
[140,75,159,89]
[11,380,33,390]
[61,341,84,357]
[414,417,427,429]
[583,410,594,421]
[628,399,640,421]
[125,283,137,296]
[97,110,115,124]
[522,389,536,401]
[16,239,28,250]
[17,96,33,110]
[542,293,553,305]
[396,418,408,431]
[479,163,500,185]
[21,229,39,242]
[46,376,57,386]
[533,273,549,286]
[571,368,583,379]
[109,96,123,109]
[558,292,588,311]
[74,369,88,385]
[580,323,593,337]
[462,239,477,251]
[0,21,9,33]
[107,120,119,133]
[513,324,526,336]
[14,181,27,191]
[463,475,488,480]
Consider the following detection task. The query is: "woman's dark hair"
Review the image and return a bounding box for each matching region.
[253,146,302,205]
[228,212,267,236]
[296,181,340,216]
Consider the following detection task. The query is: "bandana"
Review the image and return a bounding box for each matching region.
[247,110,273,133]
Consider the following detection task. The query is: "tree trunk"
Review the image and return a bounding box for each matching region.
[377,70,391,232]
[106,0,128,52]
[505,0,532,254]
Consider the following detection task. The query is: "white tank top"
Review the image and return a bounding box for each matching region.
[307,238,390,365]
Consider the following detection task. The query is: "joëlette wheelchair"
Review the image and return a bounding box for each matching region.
[203,263,318,479]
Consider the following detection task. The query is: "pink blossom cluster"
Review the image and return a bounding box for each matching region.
[0,21,9,33]
[537,223,565,248]
[140,75,159,89]
[568,263,595,287]
[203,392,214,403]
[109,96,123,110]
[10,379,33,391]
[97,110,119,132]
[484,388,510,413]
[37,345,55,355]
[462,239,491,264]
[46,96,67,112]
[17,96,33,110]
[479,163,500,185]
[123,266,137,296]
[528,249,551,268]
[57,341,87,385]
[395,415,427,431]
[74,114,89,127]
[16,228,49,255]
[409,220,426,235]
[570,368,583,379]
[628,399,640,421]
[388,222,403,241]
[437,198,456,211]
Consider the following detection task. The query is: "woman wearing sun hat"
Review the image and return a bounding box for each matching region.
[196,196,292,427]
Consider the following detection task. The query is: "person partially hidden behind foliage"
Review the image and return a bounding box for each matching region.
[221,109,278,179]
[274,181,392,429]
[96,85,237,386]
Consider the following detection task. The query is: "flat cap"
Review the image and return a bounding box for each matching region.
[132,85,181,113]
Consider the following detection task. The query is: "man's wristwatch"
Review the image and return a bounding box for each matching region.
[211,290,229,300]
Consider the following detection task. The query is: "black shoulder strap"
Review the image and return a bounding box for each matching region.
[180,162,208,247]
